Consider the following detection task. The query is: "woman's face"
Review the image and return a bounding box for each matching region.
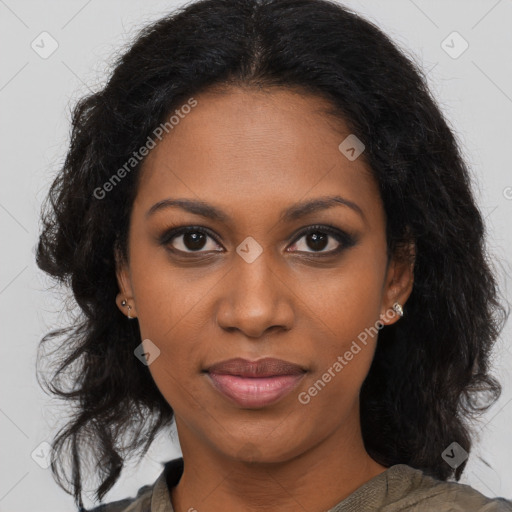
[116,87,413,463]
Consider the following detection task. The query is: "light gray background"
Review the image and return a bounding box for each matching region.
[1,0,511,510]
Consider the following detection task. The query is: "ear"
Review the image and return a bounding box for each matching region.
[379,241,415,326]
[114,247,138,319]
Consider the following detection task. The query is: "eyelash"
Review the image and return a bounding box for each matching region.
[158,224,357,257]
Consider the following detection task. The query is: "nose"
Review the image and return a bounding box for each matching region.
[215,249,295,339]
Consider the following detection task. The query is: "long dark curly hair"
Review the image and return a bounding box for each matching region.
[36,0,509,508]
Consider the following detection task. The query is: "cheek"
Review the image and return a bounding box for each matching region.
[129,235,215,341]
[304,250,386,341]
[132,270,211,371]
[134,293,208,414]
[297,248,387,400]
[125,251,197,382]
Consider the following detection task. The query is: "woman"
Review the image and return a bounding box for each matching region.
[36,0,512,510]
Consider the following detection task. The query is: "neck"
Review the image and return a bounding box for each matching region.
[170,414,387,512]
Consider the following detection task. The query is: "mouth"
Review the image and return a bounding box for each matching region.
[204,357,307,409]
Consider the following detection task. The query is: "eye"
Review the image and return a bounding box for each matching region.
[159,226,223,254]
[159,224,357,256]
[287,225,356,255]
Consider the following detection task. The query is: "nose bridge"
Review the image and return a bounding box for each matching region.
[235,246,276,299]
[215,240,294,337]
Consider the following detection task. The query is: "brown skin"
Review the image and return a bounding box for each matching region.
[115,87,414,512]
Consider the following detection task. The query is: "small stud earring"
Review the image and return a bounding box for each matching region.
[392,302,404,317]
[120,298,135,319]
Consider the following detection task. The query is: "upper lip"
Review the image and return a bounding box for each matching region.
[206,357,306,377]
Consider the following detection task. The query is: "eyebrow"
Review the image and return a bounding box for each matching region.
[146,195,366,224]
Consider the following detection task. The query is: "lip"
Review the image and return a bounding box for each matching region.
[205,357,307,408]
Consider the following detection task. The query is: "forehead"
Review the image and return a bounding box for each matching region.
[135,87,382,227]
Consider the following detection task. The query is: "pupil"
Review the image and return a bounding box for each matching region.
[307,232,328,251]
[184,232,206,251]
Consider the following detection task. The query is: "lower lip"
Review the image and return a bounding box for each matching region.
[207,373,305,408]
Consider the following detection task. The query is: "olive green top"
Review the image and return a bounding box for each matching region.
[86,458,512,511]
